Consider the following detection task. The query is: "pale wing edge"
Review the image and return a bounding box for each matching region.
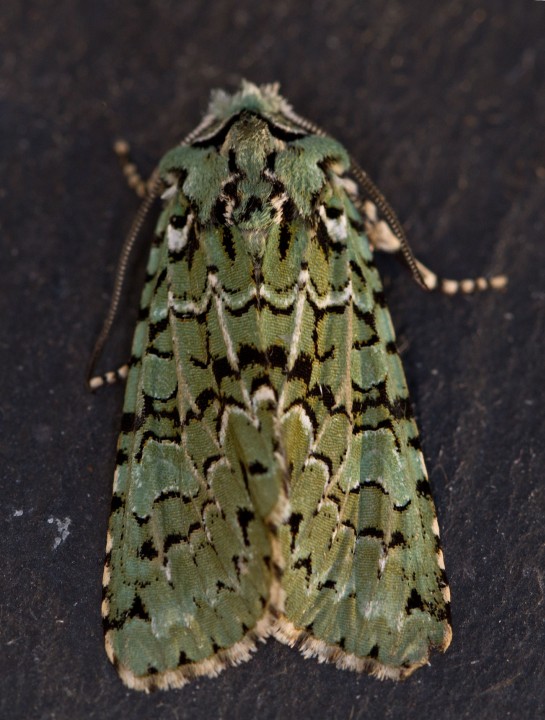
[272,612,452,681]
[104,612,276,692]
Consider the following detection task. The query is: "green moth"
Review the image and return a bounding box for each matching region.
[94,81,506,691]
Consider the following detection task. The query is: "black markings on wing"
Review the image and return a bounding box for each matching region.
[103,208,276,684]
[278,192,450,672]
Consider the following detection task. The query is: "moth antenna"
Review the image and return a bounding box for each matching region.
[279,106,328,137]
[348,158,428,290]
[87,169,163,386]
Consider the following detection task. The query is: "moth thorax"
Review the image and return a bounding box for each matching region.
[221,113,277,168]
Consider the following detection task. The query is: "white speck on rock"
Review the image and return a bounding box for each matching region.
[47,516,71,549]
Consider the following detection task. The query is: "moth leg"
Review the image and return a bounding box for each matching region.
[361,199,508,295]
[89,363,129,391]
[114,140,152,199]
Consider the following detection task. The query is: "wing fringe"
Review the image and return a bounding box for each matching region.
[271,615,452,681]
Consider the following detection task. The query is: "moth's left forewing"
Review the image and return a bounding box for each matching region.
[103,187,278,692]
[274,164,452,678]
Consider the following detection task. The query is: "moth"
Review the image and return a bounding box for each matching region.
[91,81,506,691]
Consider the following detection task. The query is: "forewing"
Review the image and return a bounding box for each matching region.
[102,199,274,691]
[275,184,452,679]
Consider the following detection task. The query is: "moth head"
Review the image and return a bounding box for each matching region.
[208,80,289,121]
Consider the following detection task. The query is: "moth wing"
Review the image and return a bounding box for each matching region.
[274,195,452,679]
[102,207,274,691]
